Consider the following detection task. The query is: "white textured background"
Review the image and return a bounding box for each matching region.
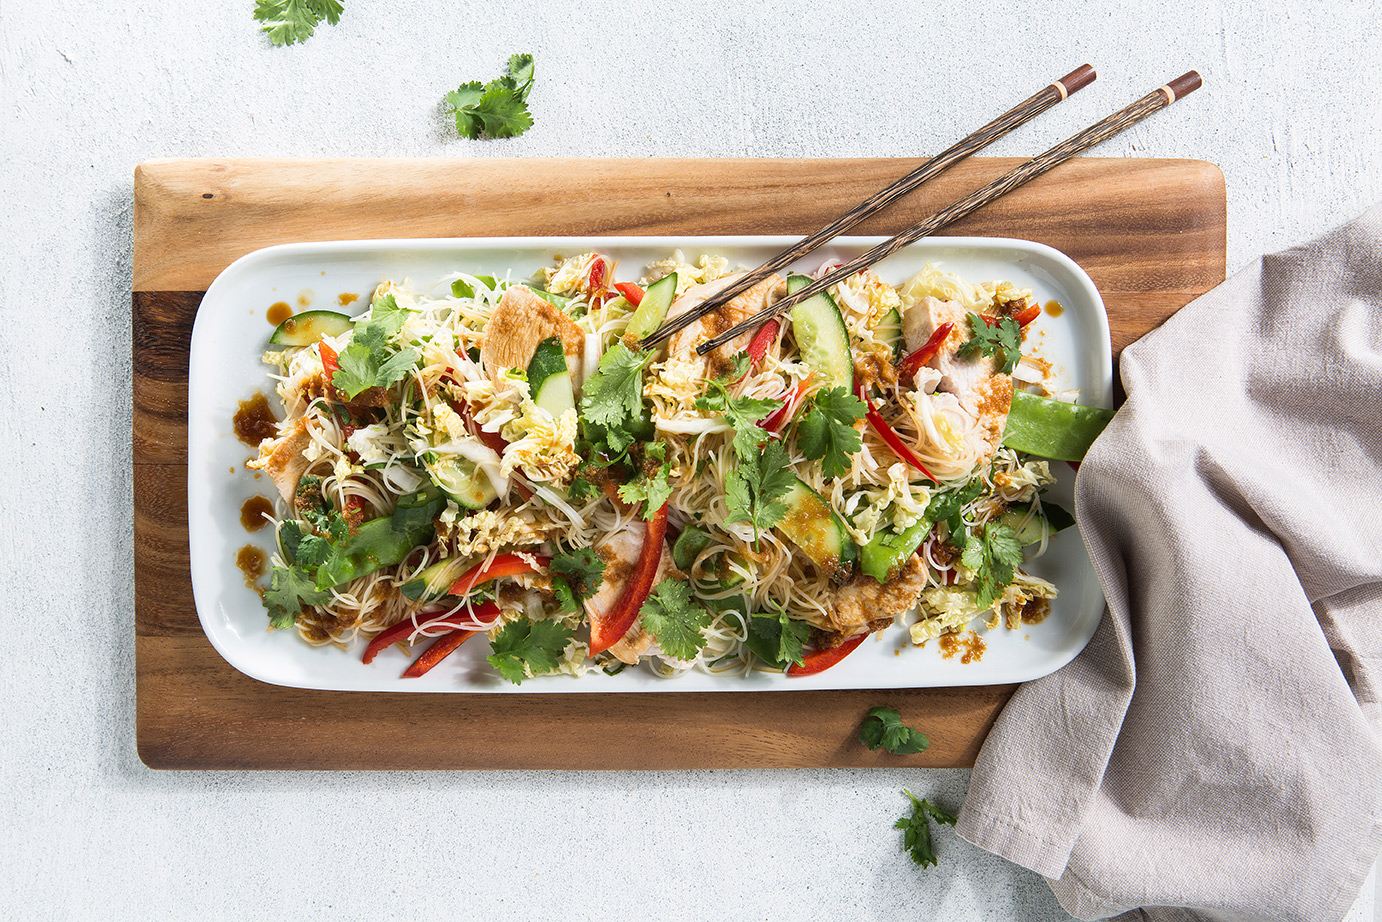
[2,1,1379,919]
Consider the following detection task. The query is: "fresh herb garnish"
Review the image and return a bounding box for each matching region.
[725,436,794,538]
[254,0,343,46]
[579,341,655,447]
[445,53,536,140]
[264,565,329,630]
[744,607,810,669]
[925,477,985,547]
[960,522,1024,609]
[637,578,712,661]
[896,789,958,869]
[549,547,606,614]
[618,441,676,520]
[796,386,866,478]
[486,617,576,685]
[859,706,930,755]
[956,312,1021,375]
[330,293,420,399]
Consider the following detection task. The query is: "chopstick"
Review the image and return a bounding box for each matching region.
[636,64,1097,351]
[692,70,1203,358]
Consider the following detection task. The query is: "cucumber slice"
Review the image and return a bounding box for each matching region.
[425,454,498,510]
[672,524,712,571]
[268,310,354,346]
[526,336,576,417]
[787,275,854,391]
[875,308,903,360]
[999,502,1075,547]
[624,272,677,341]
[400,556,473,602]
[776,476,858,581]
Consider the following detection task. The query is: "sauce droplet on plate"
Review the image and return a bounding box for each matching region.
[233,392,278,446]
[297,289,314,308]
[266,301,293,326]
[938,630,986,664]
[1043,299,1064,317]
[236,545,268,596]
[338,292,359,307]
[240,495,274,532]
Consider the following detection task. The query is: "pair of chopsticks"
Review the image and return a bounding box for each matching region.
[637,68,1202,357]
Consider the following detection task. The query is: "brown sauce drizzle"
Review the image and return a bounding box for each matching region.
[266,301,293,326]
[338,292,359,307]
[233,392,279,446]
[296,290,313,308]
[1043,299,1064,317]
[938,630,986,664]
[240,495,274,532]
[236,545,267,597]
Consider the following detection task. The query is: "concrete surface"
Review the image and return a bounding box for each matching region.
[1,0,1378,919]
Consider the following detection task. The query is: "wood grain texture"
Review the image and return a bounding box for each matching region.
[132,157,1226,770]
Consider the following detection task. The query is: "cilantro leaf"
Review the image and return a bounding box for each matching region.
[263,565,329,630]
[925,477,985,547]
[859,706,930,755]
[486,618,576,685]
[446,54,536,140]
[896,789,958,869]
[294,533,332,567]
[253,0,343,47]
[961,522,1024,609]
[745,608,810,669]
[725,437,794,539]
[330,295,420,399]
[580,342,654,431]
[637,578,711,661]
[694,388,780,433]
[618,442,674,520]
[955,312,1022,375]
[796,386,866,478]
[550,548,605,614]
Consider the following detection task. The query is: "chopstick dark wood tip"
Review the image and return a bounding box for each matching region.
[1057,64,1097,97]
[1163,70,1203,102]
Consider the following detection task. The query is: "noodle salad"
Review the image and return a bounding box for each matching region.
[246,250,1079,683]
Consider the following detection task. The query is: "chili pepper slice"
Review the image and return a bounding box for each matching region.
[319,340,340,385]
[362,601,501,665]
[398,601,502,678]
[588,503,668,655]
[854,381,938,483]
[896,321,954,381]
[747,319,780,368]
[613,281,644,306]
[787,633,868,675]
[1013,304,1042,327]
[447,552,551,598]
[760,378,812,434]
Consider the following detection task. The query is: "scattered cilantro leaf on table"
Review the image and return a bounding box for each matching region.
[486,617,576,685]
[956,312,1022,374]
[859,706,930,754]
[637,578,711,661]
[796,386,866,477]
[745,607,810,669]
[960,522,1023,609]
[446,53,536,140]
[896,789,958,869]
[549,548,606,614]
[264,565,329,630]
[254,0,343,47]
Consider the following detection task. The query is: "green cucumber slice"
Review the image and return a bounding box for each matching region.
[776,476,857,581]
[875,308,903,360]
[425,454,498,510]
[269,310,354,346]
[526,336,575,417]
[672,524,712,571]
[624,272,677,340]
[400,556,473,602]
[787,275,853,391]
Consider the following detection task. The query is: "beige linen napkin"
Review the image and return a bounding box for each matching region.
[957,207,1382,921]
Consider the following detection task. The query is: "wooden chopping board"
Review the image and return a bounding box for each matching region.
[133,157,1225,770]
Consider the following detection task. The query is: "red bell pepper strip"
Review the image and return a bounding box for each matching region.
[854,381,938,484]
[588,502,668,655]
[760,378,812,434]
[747,319,780,368]
[398,601,502,678]
[896,321,954,381]
[613,281,644,306]
[787,633,868,675]
[362,601,500,665]
[319,340,340,385]
[1013,303,1042,327]
[447,552,550,598]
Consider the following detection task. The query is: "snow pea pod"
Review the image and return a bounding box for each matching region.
[1001,391,1115,462]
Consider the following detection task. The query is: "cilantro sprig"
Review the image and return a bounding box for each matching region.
[330,293,420,399]
[955,312,1022,375]
[264,565,328,630]
[795,386,866,478]
[896,790,958,870]
[254,0,343,46]
[859,706,930,755]
[486,617,576,685]
[744,607,810,669]
[549,548,605,614]
[580,342,655,448]
[618,441,675,520]
[637,578,712,661]
[961,522,1024,609]
[446,53,536,140]
[925,477,984,548]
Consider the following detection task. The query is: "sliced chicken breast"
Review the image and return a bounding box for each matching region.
[480,286,585,383]
[666,273,784,378]
[585,524,677,666]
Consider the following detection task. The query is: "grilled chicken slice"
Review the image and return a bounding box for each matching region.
[246,417,313,500]
[903,296,1013,459]
[585,524,677,665]
[480,286,585,383]
[666,273,784,378]
[817,554,929,636]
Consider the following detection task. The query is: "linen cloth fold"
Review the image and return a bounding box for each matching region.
[957,207,1382,921]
